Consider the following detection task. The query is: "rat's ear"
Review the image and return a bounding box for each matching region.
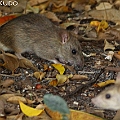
[115,72,120,84]
[60,30,69,44]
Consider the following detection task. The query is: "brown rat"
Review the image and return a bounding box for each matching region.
[0,13,84,69]
[92,72,120,110]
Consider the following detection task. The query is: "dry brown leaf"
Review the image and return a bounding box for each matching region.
[70,74,88,80]
[52,0,68,8]
[43,11,61,23]
[0,79,14,88]
[19,58,38,71]
[1,52,19,74]
[0,94,16,100]
[29,0,48,6]
[60,22,78,29]
[72,0,96,11]
[6,113,24,120]
[0,98,5,117]
[7,96,34,104]
[106,28,120,40]
[52,6,72,13]
[114,0,120,8]
[104,39,115,51]
[88,9,120,24]
[96,2,113,10]
[43,64,49,71]
[114,52,120,60]
[33,72,46,80]
[39,1,50,12]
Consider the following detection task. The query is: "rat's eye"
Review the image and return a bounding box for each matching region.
[72,49,77,55]
[105,94,111,99]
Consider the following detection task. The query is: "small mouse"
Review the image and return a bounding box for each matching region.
[0,13,84,69]
[92,72,120,110]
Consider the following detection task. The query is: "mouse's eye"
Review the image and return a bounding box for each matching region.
[105,94,111,99]
[72,49,77,55]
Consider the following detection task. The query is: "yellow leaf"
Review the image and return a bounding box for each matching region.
[97,20,108,32]
[19,101,44,117]
[45,108,103,120]
[90,21,100,27]
[52,64,65,74]
[97,80,115,87]
[56,74,68,84]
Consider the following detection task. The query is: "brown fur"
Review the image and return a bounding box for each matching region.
[0,13,84,68]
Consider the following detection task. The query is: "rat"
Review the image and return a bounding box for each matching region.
[0,13,84,69]
[92,72,120,110]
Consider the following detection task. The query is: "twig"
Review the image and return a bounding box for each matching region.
[64,68,105,97]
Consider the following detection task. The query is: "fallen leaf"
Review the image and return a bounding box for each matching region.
[106,28,120,40]
[45,107,104,120]
[33,72,46,80]
[52,64,65,75]
[19,101,44,117]
[88,9,120,23]
[60,22,77,29]
[49,79,58,86]
[0,98,5,117]
[43,64,49,71]
[104,39,115,51]
[70,109,103,120]
[90,21,100,27]
[96,2,113,10]
[94,80,115,87]
[114,0,120,8]
[0,79,14,88]
[105,51,114,61]
[0,15,17,25]
[7,96,34,104]
[39,1,50,13]
[1,52,19,74]
[43,11,62,23]
[19,58,38,71]
[70,74,88,80]
[56,74,69,84]
[114,52,120,60]
[0,94,16,100]
[29,0,48,6]
[97,20,108,32]
[52,6,72,13]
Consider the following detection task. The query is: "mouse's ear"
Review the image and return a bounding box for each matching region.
[59,30,70,44]
[115,72,120,84]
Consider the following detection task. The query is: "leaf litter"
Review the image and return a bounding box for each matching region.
[1,0,120,120]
